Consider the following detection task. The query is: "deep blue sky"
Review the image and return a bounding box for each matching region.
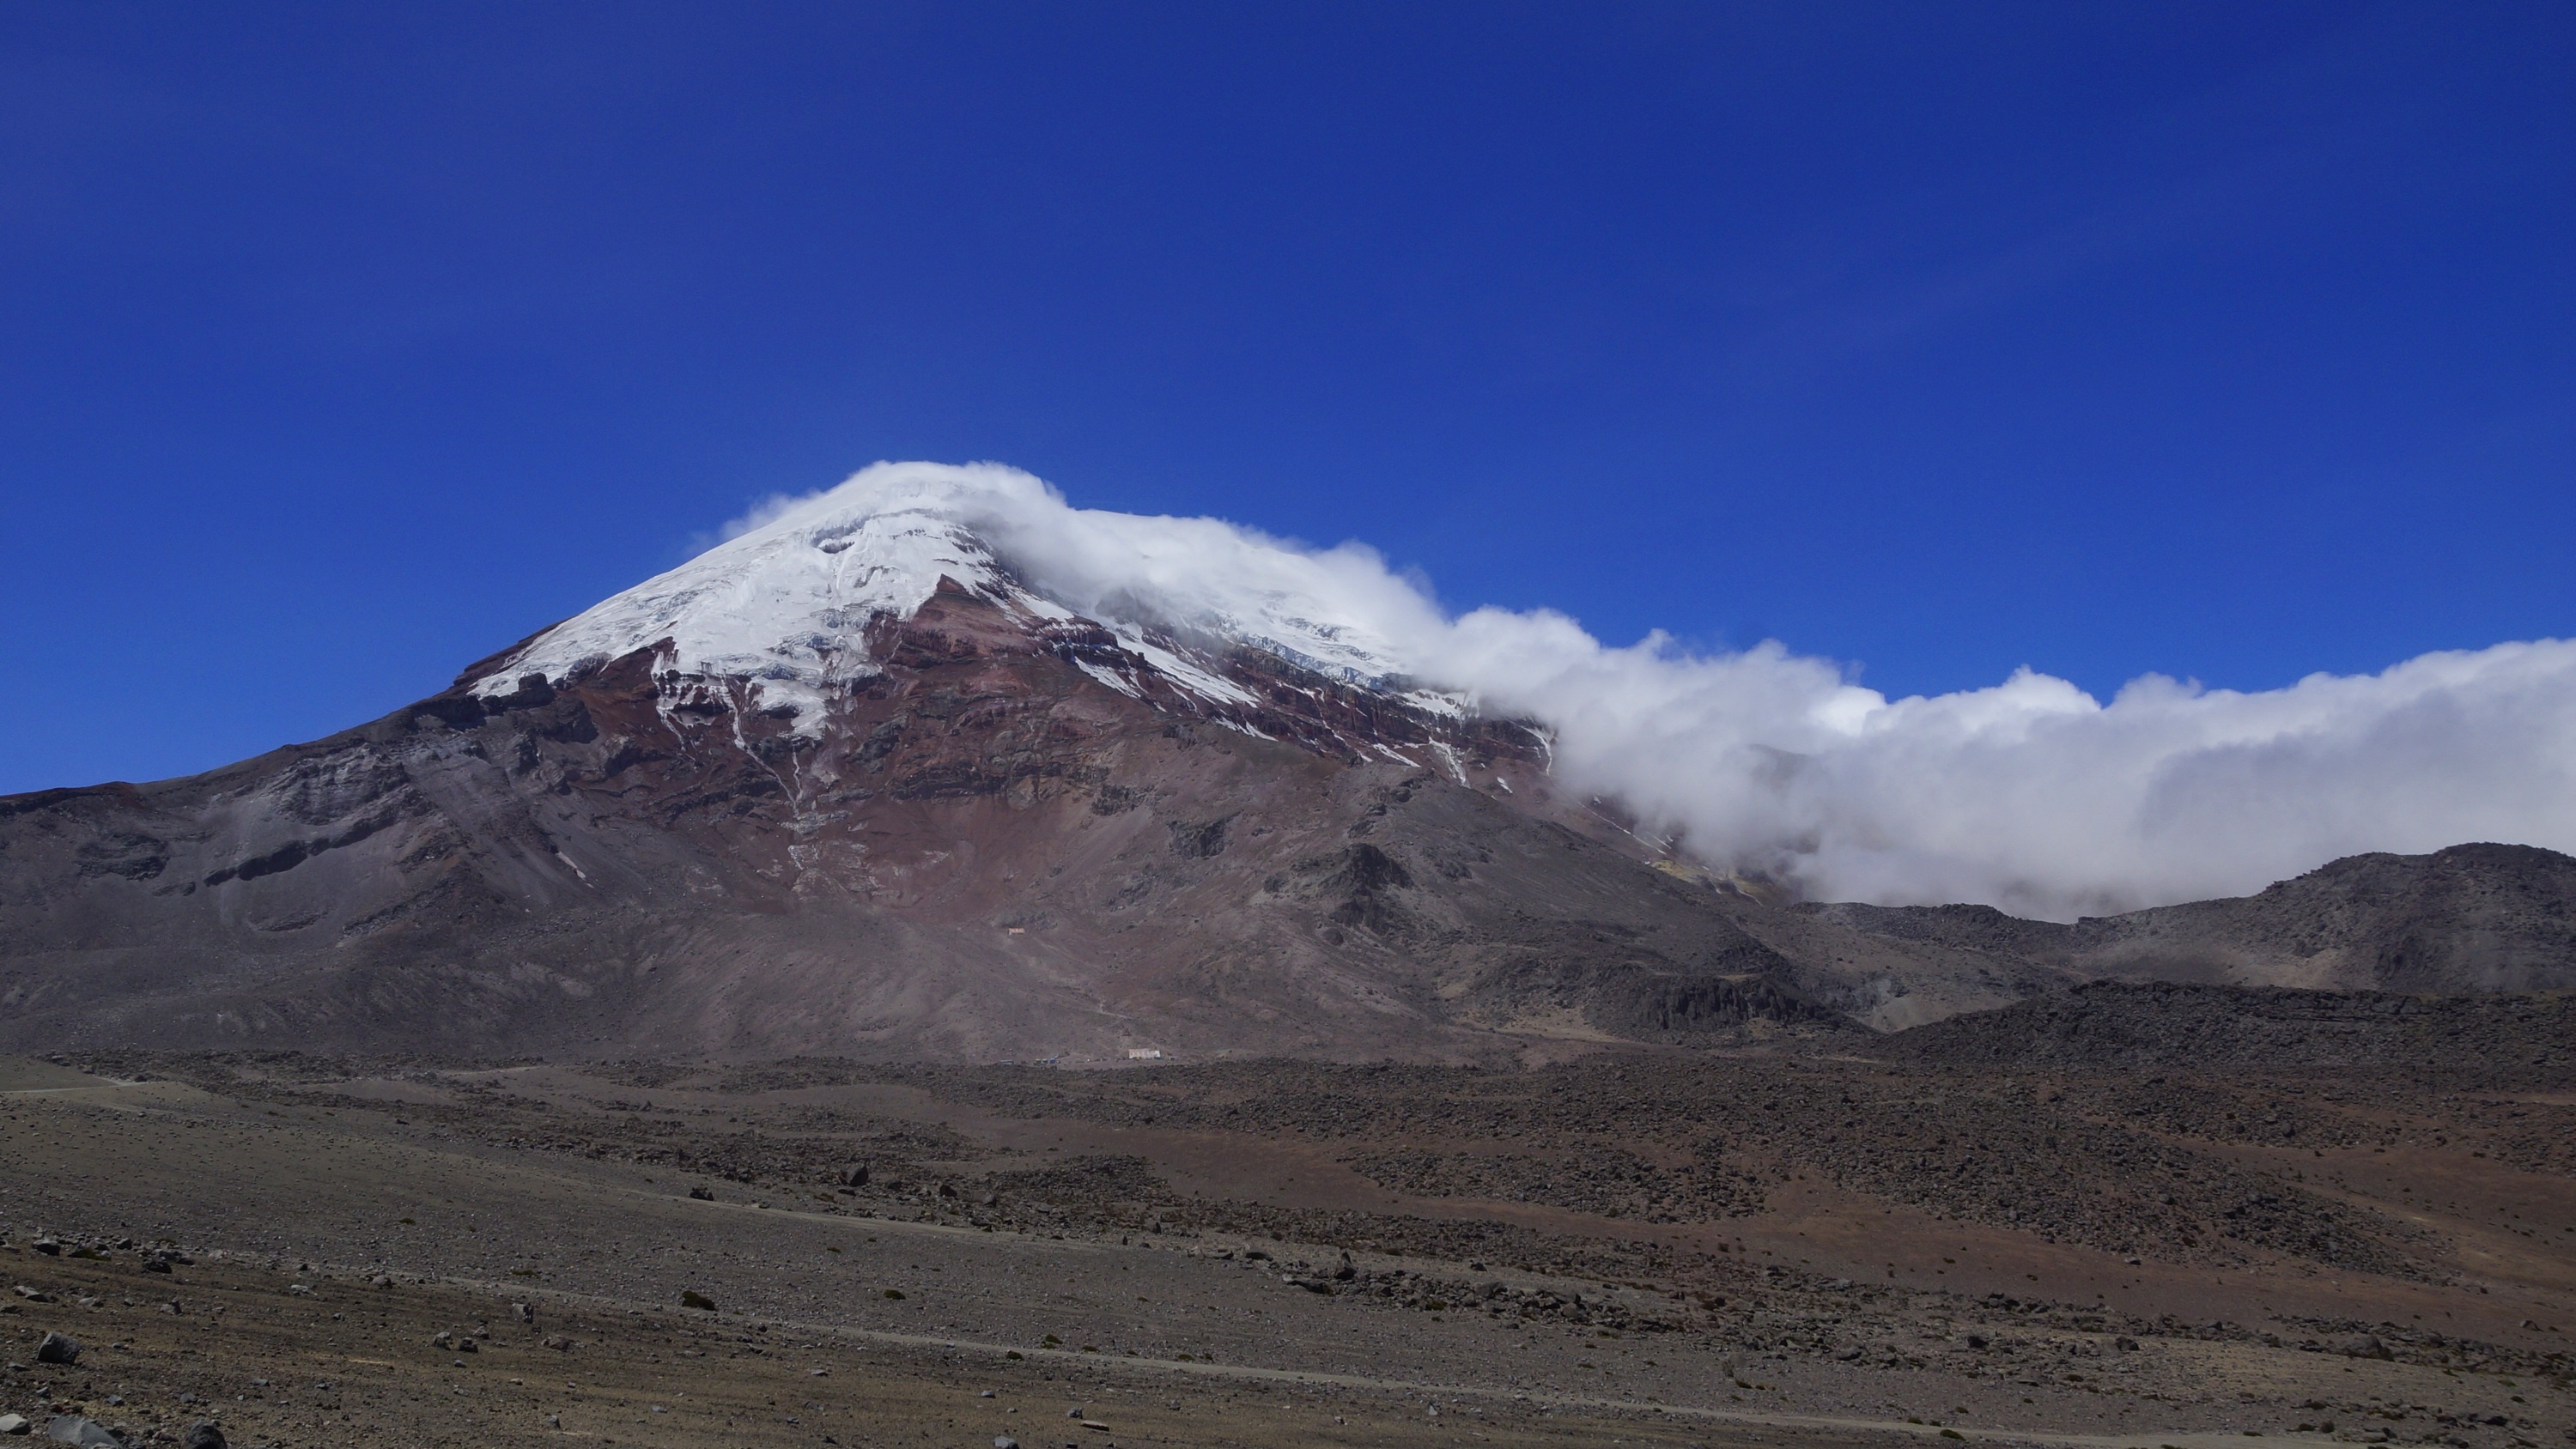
[5,2,2573,793]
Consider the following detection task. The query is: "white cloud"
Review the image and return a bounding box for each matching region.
[730,463,2576,919]
[719,492,815,541]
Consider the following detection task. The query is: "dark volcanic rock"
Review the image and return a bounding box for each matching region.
[1809,843,2576,996]
[1886,981,2576,1091]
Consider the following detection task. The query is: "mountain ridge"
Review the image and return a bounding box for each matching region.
[1799,840,2576,996]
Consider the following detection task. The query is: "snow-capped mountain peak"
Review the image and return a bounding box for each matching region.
[473,462,1442,733]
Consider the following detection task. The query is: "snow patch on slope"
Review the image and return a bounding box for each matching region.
[758,464,1434,686]
[475,462,1407,730]
[477,463,1430,730]
[476,498,1016,728]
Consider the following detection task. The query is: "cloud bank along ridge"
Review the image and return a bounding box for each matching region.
[691,463,2576,921]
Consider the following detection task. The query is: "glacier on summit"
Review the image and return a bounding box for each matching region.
[478,461,1430,731]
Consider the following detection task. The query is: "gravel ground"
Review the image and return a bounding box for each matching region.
[3,1048,2571,1448]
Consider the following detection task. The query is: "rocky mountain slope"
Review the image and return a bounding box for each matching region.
[0,561,1880,1058]
[1883,979,2576,1089]
[3,488,2569,1059]
[1802,840,2576,996]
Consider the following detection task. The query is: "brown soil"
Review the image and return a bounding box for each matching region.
[4,1040,2570,1449]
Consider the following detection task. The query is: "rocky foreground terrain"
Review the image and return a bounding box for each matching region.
[3,984,2570,1449]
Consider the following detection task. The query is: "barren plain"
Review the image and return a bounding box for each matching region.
[3,997,2571,1449]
